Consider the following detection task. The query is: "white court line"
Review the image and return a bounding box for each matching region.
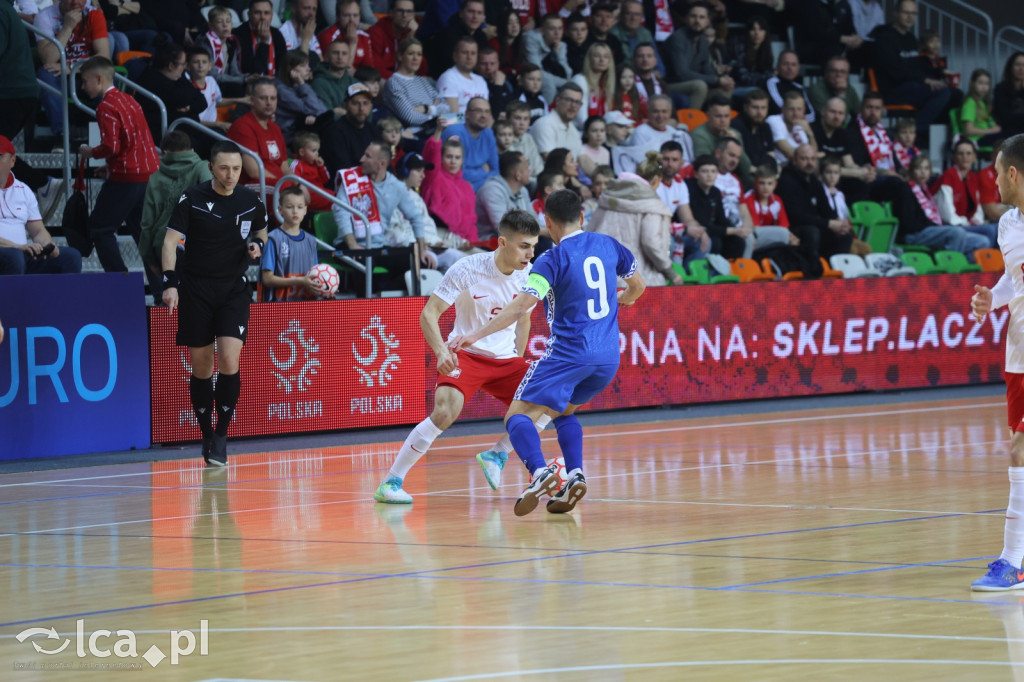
[415,659,1024,681]
[0,401,1003,488]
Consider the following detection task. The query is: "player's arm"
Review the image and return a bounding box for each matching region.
[973,274,1013,324]
[248,227,268,259]
[161,227,185,312]
[421,294,457,375]
[618,270,646,307]
[450,289,540,352]
[513,313,531,357]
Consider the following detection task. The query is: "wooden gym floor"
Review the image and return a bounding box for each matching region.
[2,390,1024,681]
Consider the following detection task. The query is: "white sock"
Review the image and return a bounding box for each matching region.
[389,417,443,480]
[493,414,552,454]
[1000,467,1024,567]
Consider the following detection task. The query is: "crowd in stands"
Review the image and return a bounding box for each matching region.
[3,0,1024,291]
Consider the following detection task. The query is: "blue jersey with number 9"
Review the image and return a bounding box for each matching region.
[524,230,638,364]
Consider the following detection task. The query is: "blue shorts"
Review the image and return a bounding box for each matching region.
[514,357,619,413]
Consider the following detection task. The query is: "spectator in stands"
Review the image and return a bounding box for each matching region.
[589,3,626,64]
[140,130,212,300]
[476,151,532,239]
[36,0,111,140]
[731,88,776,169]
[94,0,160,57]
[632,43,667,122]
[274,50,331,144]
[78,56,159,273]
[145,1,206,51]
[686,154,746,258]
[517,62,548,124]
[369,0,422,78]
[318,0,373,71]
[438,36,489,115]
[892,118,921,174]
[579,115,610,178]
[960,69,1003,148]
[260,185,321,301]
[791,0,861,70]
[665,2,732,111]
[289,131,332,212]
[713,137,756,256]
[235,0,288,78]
[430,0,491,79]
[530,82,584,158]
[728,16,774,95]
[995,53,1024,138]
[382,38,447,135]
[657,140,705,263]
[590,150,678,286]
[423,119,478,243]
[313,39,356,118]
[201,5,245,98]
[494,6,526,73]
[777,144,850,257]
[766,50,815,122]
[611,1,663,70]
[564,13,592,76]
[524,13,572,104]
[571,43,616,129]
[136,41,209,143]
[441,96,498,190]
[904,154,989,258]
[613,63,641,122]
[627,95,694,161]
[0,0,61,219]
[187,46,235,134]
[767,90,817,165]
[228,78,290,185]
[979,142,1009,223]
[846,92,921,213]
[477,46,517,116]
[543,147,591,199]
[819,156,858,247]
[849,0,885,49]
[867,0,952,138]
[742,164,796,249]
[280,0,322,57]
[810,96,870,202]
[931,139,998,247]
[808,56,860,124]
[0,135,82,276]
[691,94,753,187]
[389,152,468,272]
[321,82,379,175]
[505,101,543,186]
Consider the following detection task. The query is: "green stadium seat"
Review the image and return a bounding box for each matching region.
[900,252,945,275]
[689,259,741,284]
[933,250,982,273]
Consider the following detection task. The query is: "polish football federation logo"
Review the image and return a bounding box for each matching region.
[269,320,321,393]
[353,316,400,388]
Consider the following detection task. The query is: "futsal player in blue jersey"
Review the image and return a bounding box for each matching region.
[451,189,646,516]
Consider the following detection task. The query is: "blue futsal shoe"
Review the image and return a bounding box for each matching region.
[476,450,508,490]
[374,475,413,504]
[971,559,1024,592]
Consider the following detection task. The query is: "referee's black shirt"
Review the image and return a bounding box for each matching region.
[168,181,268,279]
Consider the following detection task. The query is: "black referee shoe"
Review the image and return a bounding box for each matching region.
[205,433,227,467]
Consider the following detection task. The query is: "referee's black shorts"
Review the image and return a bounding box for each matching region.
[175,274,252,348]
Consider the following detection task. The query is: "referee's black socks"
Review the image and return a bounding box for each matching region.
[189,375,214,438]
[214,372,241,436]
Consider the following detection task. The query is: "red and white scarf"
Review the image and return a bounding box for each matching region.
[634,75,663,109]
[654,0,673,42]
[338,167,382,239]
[620,97,635,122]
[910,181,942,225]
[670,222,686,262]
[588,87,606,118]
[856,115,894,171]
[206,31,226,72]
[893,141,918,170]
[251,29,276,76]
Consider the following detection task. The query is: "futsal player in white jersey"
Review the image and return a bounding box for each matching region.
[374,209,549,503]
[970,133,1024,590]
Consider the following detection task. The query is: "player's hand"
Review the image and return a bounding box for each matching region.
[617,289,637,306]
[436,348,458,376]
[302,275,321,294]
[448,333,478,352]
[163,287,179,313]
[971,284,993,325]
[248,242,262,259]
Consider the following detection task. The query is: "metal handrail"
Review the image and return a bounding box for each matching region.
[916,0,993,80]
[166,118,267,199]
[68,61,168,140]
[21,20,70,202]
[995,26,1024,75]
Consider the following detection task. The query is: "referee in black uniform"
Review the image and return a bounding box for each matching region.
[161,140,268,466]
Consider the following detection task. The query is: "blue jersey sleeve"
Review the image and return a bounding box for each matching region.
[260,236,278,273]
[613,238,638,279]
[529,248,562,290]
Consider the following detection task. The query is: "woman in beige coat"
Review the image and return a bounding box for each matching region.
[589,151,683,286]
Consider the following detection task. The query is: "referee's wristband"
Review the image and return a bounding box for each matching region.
[251,237,265,250]
[162,270,179,289]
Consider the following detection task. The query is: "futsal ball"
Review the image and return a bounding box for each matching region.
[548,457,568,487]
[308,263,339,298]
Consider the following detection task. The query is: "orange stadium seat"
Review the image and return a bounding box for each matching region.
[974,248,1004,272]
[115,50,151,66]
[676,108,706,130]
[820,257,844,279]
[731,258,775,282]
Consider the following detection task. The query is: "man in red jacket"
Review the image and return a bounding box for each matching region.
[367,0,426,79]
[78,56,159,273]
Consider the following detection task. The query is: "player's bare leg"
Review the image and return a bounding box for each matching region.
[974,431,1024,590]
[505,400,562,516]
[375,387,466,504]
[477,414,553,490]
[546,403,588,514]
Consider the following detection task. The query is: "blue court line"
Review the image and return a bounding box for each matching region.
[718,555,993,589]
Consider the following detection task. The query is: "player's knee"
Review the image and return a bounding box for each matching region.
[430,406,458,430]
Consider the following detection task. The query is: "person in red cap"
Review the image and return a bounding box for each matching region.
[0,135,82,276]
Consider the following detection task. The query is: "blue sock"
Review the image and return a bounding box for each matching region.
[553,414,583,474]
[507,414,546,473]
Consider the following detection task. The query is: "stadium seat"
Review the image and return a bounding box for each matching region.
[850,201,899,254]
[759,258,803,281]
[933,250,982,273]
[689,259,740,284]
[865,253,916,276]
[668,262,700,285]
[900,252,945,275]
[830,254,880,278]
[676,108,706,130]
[114,51,151,66]
[819,257,843,279]
[313,211,338,245]
[405,268,443,296]
[730,258,775,282]
[974,248,1005,272]
[867,68,916,121]
[949,109,993,156]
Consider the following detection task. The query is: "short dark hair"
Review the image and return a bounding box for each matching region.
[545,189,582,227]
[160,130,191,152]
[660,140,683,154]
[498,208,540,236]
[79,55,114,78]
[693,154,717,171]
[744,88,769,104]
[862,90,885,105]
[250,0,272,10]
[499,151,526,179]
[186,45,212,61]
[454,35,478,54]
[689,1,712,14]
[210,140,243,162]
[279,184,309,204]
[536,170,562,196]
[248,76,277,95]
[715,136,741,152]
[353,65,381,83]
[820,155,843,171]
[557,82,584,98]
[705,93,731,111]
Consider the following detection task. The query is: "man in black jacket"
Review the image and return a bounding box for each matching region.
[775,144,850,258]
[321,83,379,175]
[233,0,288,77]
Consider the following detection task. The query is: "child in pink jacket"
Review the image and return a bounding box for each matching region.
[421,118,479,242]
